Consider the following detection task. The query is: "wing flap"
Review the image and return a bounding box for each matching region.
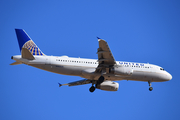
[59,79,92,87]
[95,38,116,73]
[97,39,116,65]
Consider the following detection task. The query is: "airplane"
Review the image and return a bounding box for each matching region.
[11,29,172,92]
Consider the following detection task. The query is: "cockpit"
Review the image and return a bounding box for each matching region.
[160,68,165,71]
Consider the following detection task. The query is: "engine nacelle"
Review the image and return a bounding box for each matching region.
[96,81,119,91]
[112,66,133,76]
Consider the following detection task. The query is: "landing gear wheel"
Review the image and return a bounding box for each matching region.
[148,81,153,91]
[89,86,96,92]
[149,87,153,91]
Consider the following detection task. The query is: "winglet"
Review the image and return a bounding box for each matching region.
[58,83,62,87]
[97,37,101,39]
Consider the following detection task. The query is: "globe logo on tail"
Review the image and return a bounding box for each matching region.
[23,40,44,55]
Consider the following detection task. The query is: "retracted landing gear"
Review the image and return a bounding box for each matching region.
[148,81,153,91]
[89,76,105,93]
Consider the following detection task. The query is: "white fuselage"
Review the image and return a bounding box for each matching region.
[12,55,172,82]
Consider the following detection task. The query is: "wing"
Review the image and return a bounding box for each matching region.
[96,38,116,73]
[59,79,93,87]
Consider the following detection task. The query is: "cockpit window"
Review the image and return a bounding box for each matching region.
[160,68,165,71]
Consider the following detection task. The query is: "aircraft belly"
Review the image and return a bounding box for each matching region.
[29,64,82,76]
[29,64,165,82]
[48,65,83,76]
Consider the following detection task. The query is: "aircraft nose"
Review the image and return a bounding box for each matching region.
[158,72,172,81]
[166,72,172,81]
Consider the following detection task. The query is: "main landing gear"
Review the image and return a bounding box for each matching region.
[89,86,96,92]
[148,81,153,91]
[89,76,105,93]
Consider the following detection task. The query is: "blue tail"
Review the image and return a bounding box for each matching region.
[15,29,45,56]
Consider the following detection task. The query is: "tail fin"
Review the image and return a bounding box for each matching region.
[15,29,45,56]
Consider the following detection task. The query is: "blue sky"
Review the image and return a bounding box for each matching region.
[1,0,180,120]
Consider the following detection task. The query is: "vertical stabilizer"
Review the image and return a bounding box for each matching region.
[15,29,45,56]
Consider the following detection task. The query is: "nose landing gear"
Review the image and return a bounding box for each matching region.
[148,81,153,91]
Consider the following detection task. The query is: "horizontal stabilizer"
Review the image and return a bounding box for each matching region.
[10,61,22,65]
[21,48,35,60]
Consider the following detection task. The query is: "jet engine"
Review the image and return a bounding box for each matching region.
[112,66,133,76]
[96,81,119,91]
